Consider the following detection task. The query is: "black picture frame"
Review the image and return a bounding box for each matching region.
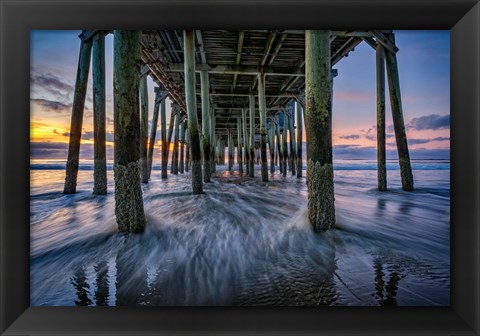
[1,0,479,335]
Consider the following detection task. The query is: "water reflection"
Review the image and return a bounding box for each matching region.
[373,258,401,306]
[71,266,92,306]
[93,260,109,306]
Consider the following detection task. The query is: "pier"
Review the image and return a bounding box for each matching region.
[64,30,414,233]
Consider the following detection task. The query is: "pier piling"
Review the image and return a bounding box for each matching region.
[376,44,387,191]
[147,87,162,179]
[305,30,335,232]
[184,30,203,194]
[249,95,255,177]
[64,38,92,194]
[385,33,414,191]
[237,117,243,174]
[201,70,211,182]
[139,75,149,183]
[92,32,107,195]
[160,96,168,179]
[113,30,145,233]
[296,101,303,178]
[258,73,268,182]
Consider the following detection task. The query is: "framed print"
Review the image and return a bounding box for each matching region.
[1,0,479,335]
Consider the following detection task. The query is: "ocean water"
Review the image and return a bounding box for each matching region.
[30,160,450,306]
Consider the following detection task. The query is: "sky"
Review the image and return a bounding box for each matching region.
[30,30,450,161]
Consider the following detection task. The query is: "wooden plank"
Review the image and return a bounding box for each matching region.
[371,30,399,54]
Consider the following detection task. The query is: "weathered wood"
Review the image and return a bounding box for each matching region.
[171,112,180,175]
[385,33,414,191]
[113,30,145,233]
[147,88,162,179]
[228,129,233,171]
[269,123,275,174]
[282,114,288,177]
[371,30,399,54]
[288,109,296,176]
[185,127,190,172]
[376,44,387,191]
[165,63,305,77]
[296,101,303,178]
[242,108,249,175]
[166,108,175,166]
[184,30,203,194]
[258,73,268,182]
[64,38,92,194]
[200,70,211,182]
[179,120,185,174]
[160,97,168,179]
[237,117,243,174]
[248,95,255,177]
[275,116,283,173]
[139,75,149,183]
[210,109,216,174]
[92,32,107,195]
[305,30,335,232]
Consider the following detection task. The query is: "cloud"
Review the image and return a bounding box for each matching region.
[30,141,114,160]
[407,114,450,130]
[81,130,115,142]
[387,136,450,147]
[339,134,361,140]
[31,98,71,113]
[31,73,74,100]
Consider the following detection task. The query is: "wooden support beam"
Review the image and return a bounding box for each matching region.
[248,95,255,177]
[205,91,298,98]
[171,112,180,175]
[200,70,211,182]
[242,108,249,175]
[139,75,149,183]
[195,30,207,64]
[258,73,269,182]
[269,123,275,174]
[228,129,233,171]
[64,38,92,194]
[179,120,185,174]
[376,44,387,191]
[371,30,399,54]
[185,126,190,172]
[184,30,203,194]
[92,32,107,195]
[210,108,216,174]
[296,101,303,178]
[166,63,305,77]
[362,36,378,50]
[332,37,363,65]
[275,117,283,174]
[160,96,168,179]
[113,30,145,233]
[305,30,335,232]
[267,33,288,66]
[282,113,288,177]
[237,116,243,174]
[147,87,162,179]
[232,31,245,91]
[288,104,296,176]
[385,33,414,191]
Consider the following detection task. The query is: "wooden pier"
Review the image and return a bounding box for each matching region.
[64,30,414,233]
